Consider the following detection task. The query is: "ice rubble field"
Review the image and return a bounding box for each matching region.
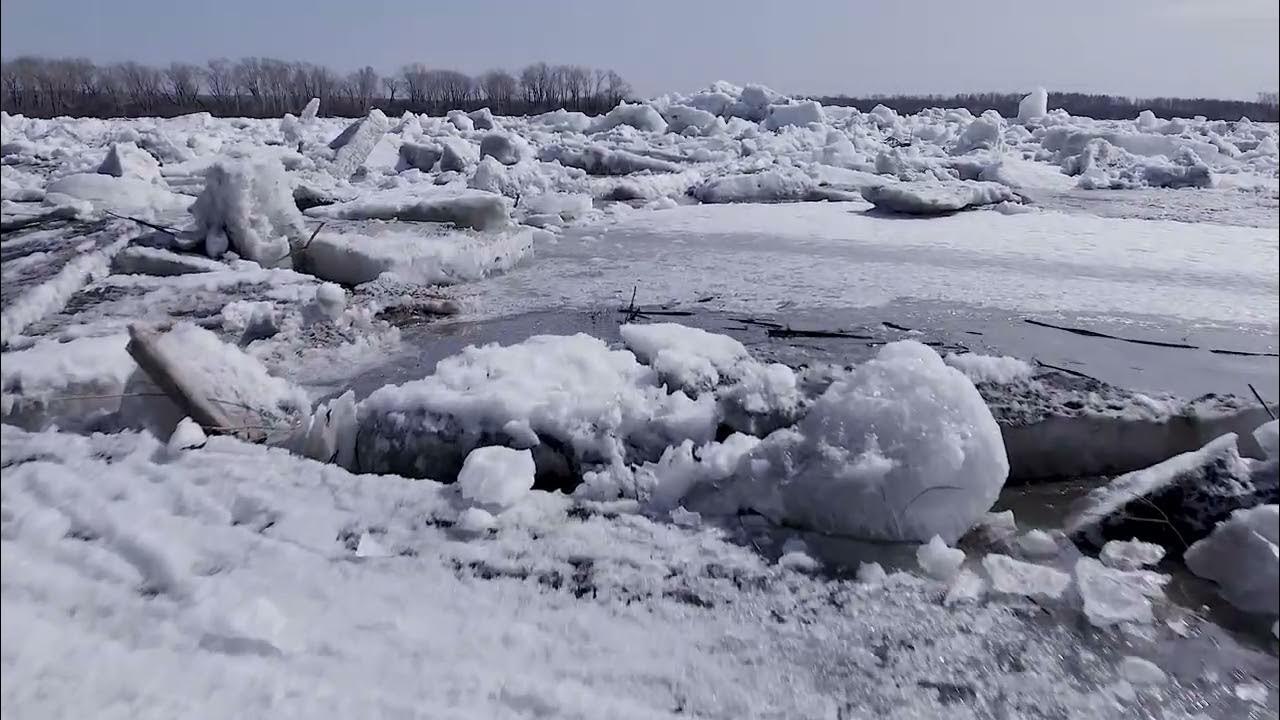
[2,83,1279,718]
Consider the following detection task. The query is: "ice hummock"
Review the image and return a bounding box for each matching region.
[719,341,1009,543]
[189,159,309,268]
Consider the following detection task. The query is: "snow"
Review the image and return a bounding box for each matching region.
[726,341,1008,543]
[944,352,1034,385]
[306,189,511,231]
[189,159,308,267]
[916,535,966,580]
[98,141,163,183]
[1184,504,1279,615]
[1100,539,1166,571]
[983,554,1072,599]
[2,85,1279,717]
[458,446,537,509]
[301,226,533,286]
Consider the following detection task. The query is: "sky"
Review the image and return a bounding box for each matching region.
[2,0,1277,100]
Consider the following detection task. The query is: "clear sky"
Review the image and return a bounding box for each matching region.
[2,0,1277,100]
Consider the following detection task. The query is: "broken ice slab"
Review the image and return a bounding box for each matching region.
[1066,432,1278,555]
[977,369,1275,483]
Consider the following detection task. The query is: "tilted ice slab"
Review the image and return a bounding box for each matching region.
[1185,504,1279,616]
[306,189,511,232]
[1066,431,1278,554]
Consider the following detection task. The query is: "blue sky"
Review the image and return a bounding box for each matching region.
[2,0,1276,99]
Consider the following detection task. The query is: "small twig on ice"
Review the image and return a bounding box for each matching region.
[1248,383,1275,420]
[1032,357,1101,383]
[102,209,182,235]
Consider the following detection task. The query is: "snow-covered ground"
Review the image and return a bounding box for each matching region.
[2,83,1277,717]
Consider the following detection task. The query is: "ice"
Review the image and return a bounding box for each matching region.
[856,561,887,585]
[944,569,986,606]
[541,144,681,175]
[355,333,717,483]
[44,173,191,219]
[479,132,531,166]
[916,535,965,580]
[1254,419,1279,460]
[727,341,1008,543]
[762,101,826,130]
[1100,539,1166,570]
[97,141,163,183]
[692,168,820,204]
[113,246,225,277]
[165,417,208,456]
[397,141,442,171]
[861,180,1017,215]
[456,506,497,533]
[468,107,496,131]
[1119,656,1167,686]
[1,332,136,430]
[983,554,1071,599]
[663,104,717,134]
[299,98,320,122]
[943,352,1033,385]
[146,322,311,439]
[438,136,479,171]
[952,111,1004,155]
[458,446,537,510]
[296,390,357,468]
[301,225,533,286]
[592,102,668,133]
[1075,557,1169,628]
[189,159,308,268]
[1067,433,1278,553]
[607,432,760,511]
[327,109,390,178]
[1017,88,1048,123]
[1184,504,1279,615]
[1016,529,1061,559]
[446,109,474,132]
[1,221,133,345]
[306,189,511,231]
[619,322,802,435]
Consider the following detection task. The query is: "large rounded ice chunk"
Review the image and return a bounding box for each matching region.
[730,341,1009,543]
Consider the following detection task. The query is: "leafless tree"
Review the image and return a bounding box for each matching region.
[381,76,400,105]
[479,69,517,112]
[165,63,203,108]
[348,66,379,112]
[205,58,236,112]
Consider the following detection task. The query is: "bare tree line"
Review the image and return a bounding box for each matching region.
[0,56,634,118]
[815,90,1280,122]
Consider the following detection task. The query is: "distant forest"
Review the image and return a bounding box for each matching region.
[2,55,1277,122]
[0,56,633,118]
[815,91,1280,123]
